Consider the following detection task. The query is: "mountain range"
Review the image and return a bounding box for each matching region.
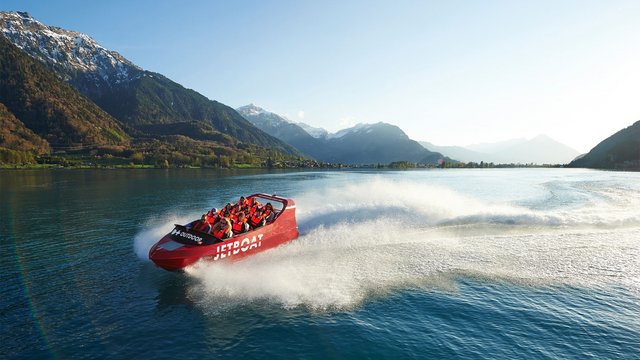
[0,11,299,166]
[236,104,446,165]
[0,11,637,169]
[420,136,581,165]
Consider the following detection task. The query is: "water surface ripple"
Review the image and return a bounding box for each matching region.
[2,169,639,358]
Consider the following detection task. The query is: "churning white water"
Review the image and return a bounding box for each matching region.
[169,171,640,311]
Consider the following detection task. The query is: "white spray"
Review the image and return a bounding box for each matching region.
[178,177,640,310]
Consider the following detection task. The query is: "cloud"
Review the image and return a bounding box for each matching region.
[297,111,305,119]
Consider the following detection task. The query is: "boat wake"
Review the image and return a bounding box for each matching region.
[181,178,640,311]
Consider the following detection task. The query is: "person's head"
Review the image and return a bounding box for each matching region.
[238,212,245,220]
[265,203,273,210]
[211,208,218,215]
[201,214,207,221]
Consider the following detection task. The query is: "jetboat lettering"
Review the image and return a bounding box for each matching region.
[170,228,203,244]
[212,234,264,261]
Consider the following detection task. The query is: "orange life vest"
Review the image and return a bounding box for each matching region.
[213,228,229,239]
[228,213,238,222]
[206,214,216,224]
[232,219,247,234]
[249,214,265,228]
[263,209,273,222]
[248,205,259,216]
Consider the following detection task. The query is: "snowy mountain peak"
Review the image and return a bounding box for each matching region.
[297,122,328,138]
[0,11,141,85]
[236,104,270,117]
[326,122,397,139]
[236,104,296,131]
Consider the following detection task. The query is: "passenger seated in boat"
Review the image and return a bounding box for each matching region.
[192,214,212,234]
[206,208,219,224]
[249,208,266,229]
[229,205,241,222]
[233,203,244,214]
[223,202,233,215]
[248,197,261,215]
[212,218,233,240]
[263,203,275,223]
[220,206,232,220]
[232,212,250,234]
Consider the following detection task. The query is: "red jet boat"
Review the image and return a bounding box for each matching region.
[149,193,298,271]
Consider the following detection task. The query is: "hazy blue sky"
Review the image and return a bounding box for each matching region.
[4,0,640,152]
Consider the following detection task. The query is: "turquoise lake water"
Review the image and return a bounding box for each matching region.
[2,168,639,359]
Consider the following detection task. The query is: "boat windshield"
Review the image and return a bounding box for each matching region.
[249,194,285,216]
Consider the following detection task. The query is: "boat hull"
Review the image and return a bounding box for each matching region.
[149,195,298,271]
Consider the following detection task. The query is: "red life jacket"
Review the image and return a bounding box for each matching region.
[263,209,273,222]
[232,219,247,234]
[206,214,217,223]
[249,214,265,228]
[248,205,259,216]
[213,228,229,239]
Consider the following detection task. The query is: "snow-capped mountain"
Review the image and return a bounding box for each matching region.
[237,104,445,164]
[237,104,294,128]
[237,104,268,116]
[0,12,298,154]
[0,11,142,97]
[297,122,328,138]
[236,104,330,140]
[236,104,321,156]
[326,123,378,139]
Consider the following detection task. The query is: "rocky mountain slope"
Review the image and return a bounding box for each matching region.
[0,102,50,155]
[0,35,129,150]
[321,122,444,164]
[0,11,298,155]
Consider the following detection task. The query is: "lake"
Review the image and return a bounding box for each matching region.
[2,168,639,359]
